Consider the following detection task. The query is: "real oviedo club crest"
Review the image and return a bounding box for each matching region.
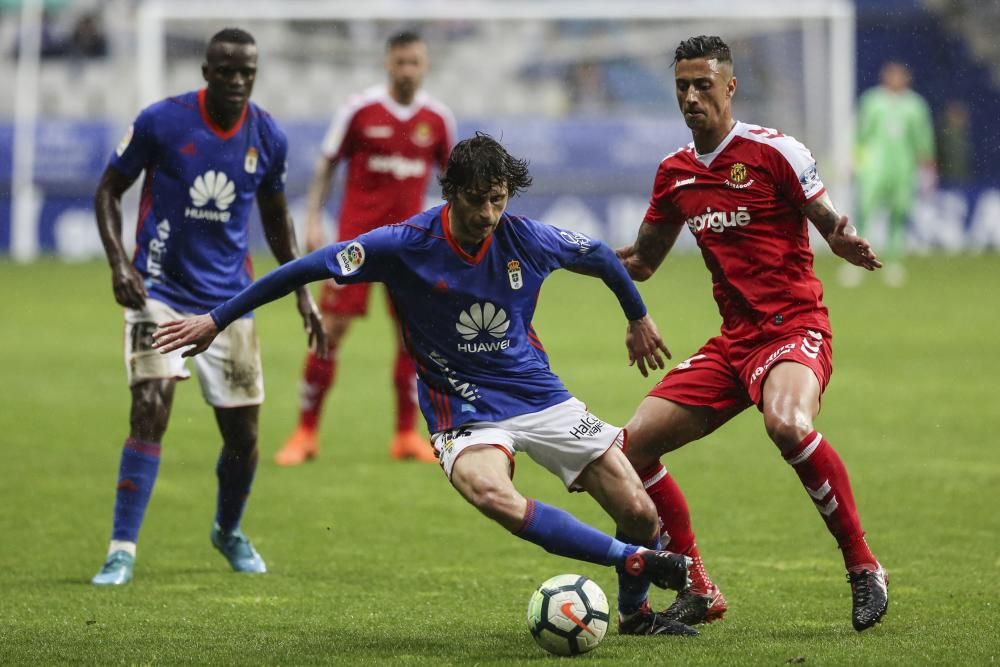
[507,259,523,290]
[244,147,258,174]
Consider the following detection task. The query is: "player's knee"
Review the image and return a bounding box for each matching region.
[129,383,171,439]
[764,411,813,453]
[462,476,519,525]
[220,422,258,454]
[324,334,342,355]
[617,490,659,543]
[223,430,258,455]
[472,485,516,521]
[325,316,352,350]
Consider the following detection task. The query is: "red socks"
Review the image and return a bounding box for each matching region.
[298,351,335,430]
[298,346,417,435]
[640,463,696,554]
[639,430,877,582]
[639,463,714,593]
[783,431,876,570]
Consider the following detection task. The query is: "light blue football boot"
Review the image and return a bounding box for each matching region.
[210,523,267,573]
[91,550,135,586]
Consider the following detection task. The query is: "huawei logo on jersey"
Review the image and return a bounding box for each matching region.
[367,154,427,180]
[455,302,511,353]
[684,206,752,234]
[186,170,236,222]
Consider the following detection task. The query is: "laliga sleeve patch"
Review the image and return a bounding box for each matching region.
[336,241,366,275]
[116,124,134,157]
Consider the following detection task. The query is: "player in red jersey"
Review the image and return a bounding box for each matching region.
[276,31,455,465]
[616,36,888,632]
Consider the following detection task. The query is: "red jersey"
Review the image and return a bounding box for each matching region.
[644,121,830,342]
[321,85,455,232]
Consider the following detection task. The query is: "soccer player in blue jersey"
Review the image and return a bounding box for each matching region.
[153,133,701,636]
[90,28,324,586]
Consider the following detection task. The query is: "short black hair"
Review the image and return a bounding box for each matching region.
[440,132,533,200]
[208,27,256,51]
[673,35,732,67]
[386,30,422,51]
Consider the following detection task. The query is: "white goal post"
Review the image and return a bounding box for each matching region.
[134,0,855,202]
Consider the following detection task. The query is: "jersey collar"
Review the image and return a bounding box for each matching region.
[198,89,248,141]
[693,120,743,168]
[441,204,494,265]
[371,84,428,123]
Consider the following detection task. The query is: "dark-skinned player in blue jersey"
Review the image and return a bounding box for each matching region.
[91,28,324,586]
[153,133,702,637]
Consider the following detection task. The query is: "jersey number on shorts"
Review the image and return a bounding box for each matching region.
[130,322,158,353]
[676,354,707,370]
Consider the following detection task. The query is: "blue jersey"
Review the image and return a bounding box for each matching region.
[319,205,618,432]
[110,89,288,313]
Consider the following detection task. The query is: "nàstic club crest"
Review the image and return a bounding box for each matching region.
[730,162,747,183]
[725,162,754,189]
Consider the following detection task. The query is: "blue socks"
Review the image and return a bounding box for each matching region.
[111,438,161,542]
[215,446,258,534]
[616,530,660,614]
[514,499,639,567]
[109,439,258,542]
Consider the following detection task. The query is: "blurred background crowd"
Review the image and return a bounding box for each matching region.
[1,0,998,260]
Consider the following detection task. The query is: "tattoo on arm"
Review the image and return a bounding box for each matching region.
[803,193,848,239]
[634,222,680,273]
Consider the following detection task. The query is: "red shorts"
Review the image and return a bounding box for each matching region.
[649,327,833,413]
[319,280,406,319]
[318,280,369,316]
[318,216,388,317]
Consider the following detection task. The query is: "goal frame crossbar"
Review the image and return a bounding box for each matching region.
[135,0,855,196]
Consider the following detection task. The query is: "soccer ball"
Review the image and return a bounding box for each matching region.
[526,574,610,656]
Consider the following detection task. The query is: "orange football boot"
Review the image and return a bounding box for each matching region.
[389,430,437,463]
[274,426,319,466]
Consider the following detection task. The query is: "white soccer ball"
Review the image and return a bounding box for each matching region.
[526,574,610,656]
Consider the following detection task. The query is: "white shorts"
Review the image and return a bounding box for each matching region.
[124,298,264,408]
[430,398,623,490]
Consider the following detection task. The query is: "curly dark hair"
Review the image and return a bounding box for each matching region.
[673,35,732,67]
[439,132,533,200]
[208,27,255,49]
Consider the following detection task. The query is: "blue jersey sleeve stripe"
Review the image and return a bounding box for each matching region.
[527,326,546,352]
[428,385,449,432]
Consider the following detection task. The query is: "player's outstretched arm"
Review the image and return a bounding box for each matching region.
[94,166,146,309]
[154,250,336,358]
[616,222,682,282]
[803,193,882,271]
[564,242,670,375]
[258,189,327,355]
[626,315,671,378]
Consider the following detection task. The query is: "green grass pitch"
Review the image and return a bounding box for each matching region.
[0,254,997,665]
